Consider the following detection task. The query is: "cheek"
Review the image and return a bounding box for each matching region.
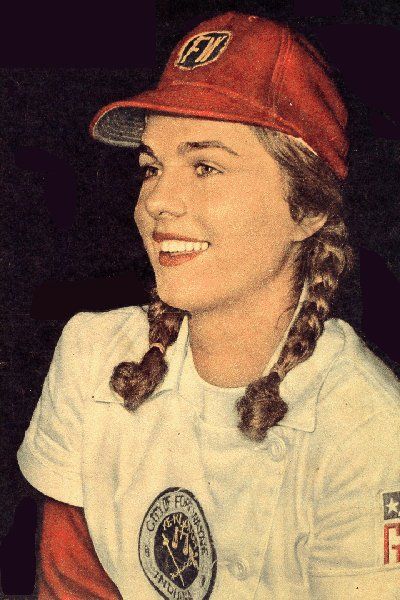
[133,200,155,264]
[134,198,150,238]
[133,197,140,224]
[203,194,298,288]
[206,190,294,248]
[133,197,144,227]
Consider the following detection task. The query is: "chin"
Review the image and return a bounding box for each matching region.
[155,279,215,314]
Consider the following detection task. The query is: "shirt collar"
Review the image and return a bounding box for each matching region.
[152,285,346,432]
[151,314,191,399]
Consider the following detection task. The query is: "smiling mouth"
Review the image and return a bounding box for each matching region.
[157,239,210,267]
[159,240,210,254]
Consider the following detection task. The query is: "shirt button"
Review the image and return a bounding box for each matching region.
[267,436,287,462]
[227,557,250,580]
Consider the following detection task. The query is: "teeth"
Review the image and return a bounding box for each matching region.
[160,240,210,253]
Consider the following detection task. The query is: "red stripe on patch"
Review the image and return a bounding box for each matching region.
[384,522,400,565]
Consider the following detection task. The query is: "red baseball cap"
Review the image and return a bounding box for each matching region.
[90,12,348,179]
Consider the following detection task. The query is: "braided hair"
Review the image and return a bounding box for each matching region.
[110,295,185,411]
[111,127,353,441]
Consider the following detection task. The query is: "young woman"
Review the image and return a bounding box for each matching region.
[18,12,400,599]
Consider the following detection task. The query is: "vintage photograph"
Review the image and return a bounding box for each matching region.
[1,1,400,598]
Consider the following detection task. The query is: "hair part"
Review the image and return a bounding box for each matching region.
[111,127,353,441]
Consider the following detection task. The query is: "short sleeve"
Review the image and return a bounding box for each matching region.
[309,409,400,598]
[39,499,122,599]
[17,313,93,507]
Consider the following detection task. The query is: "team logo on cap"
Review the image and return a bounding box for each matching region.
[175,31,231,70]
[139,487,217,599]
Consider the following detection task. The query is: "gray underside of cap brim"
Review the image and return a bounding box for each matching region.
[92,107,146,147]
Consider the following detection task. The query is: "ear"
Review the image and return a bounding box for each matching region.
[293,212,328,241]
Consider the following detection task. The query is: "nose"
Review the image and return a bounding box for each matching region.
[139,170,188,220]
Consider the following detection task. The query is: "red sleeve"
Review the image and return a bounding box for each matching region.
[39,498,122,600]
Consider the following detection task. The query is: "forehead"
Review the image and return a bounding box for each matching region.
[140,114,266,154]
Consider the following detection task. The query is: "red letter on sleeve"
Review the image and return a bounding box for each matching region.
[384,522,400,565]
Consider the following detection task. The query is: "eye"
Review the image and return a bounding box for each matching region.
[194,162,222,177]
[138,164,160,181]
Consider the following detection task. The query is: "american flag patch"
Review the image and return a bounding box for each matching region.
[383,491,400,520]
[382,491,400,566]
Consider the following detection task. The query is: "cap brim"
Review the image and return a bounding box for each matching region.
[89,83,301,148]
[90,104,146,148]
[89,83,346,178]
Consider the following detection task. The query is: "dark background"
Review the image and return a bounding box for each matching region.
[1,0,400,596]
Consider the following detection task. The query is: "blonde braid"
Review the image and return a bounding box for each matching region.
[237,218,353,441]
[237,127,354,441]
[110,290,186,410]
[276,219,350,376]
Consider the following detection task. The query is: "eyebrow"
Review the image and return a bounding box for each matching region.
[137,140,239,158]
[177,141,239,156]
[137,143,157,159]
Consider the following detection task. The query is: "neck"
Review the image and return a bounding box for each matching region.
[188,267,300,388]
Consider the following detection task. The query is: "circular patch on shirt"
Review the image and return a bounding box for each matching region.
[139,487,217,599]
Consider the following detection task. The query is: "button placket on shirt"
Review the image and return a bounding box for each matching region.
[212,430,290,598]
[247,431,290,595]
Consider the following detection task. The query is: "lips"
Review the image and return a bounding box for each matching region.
[152,231,210,268]
[152,231,209,243]
[158,251,206,267]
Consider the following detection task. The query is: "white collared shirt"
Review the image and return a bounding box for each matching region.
[18,306,400,599]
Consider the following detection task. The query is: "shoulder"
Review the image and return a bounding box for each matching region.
[313,319,400,447]
[62,306,148,346]
[304,321,400,506]
[54,306,151,393]
[320,319,399,416]
[64,305,149,340]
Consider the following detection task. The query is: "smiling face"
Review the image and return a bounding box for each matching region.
[134,114,311,314]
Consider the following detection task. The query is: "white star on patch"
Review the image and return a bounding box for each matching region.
[385,497,400,517]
